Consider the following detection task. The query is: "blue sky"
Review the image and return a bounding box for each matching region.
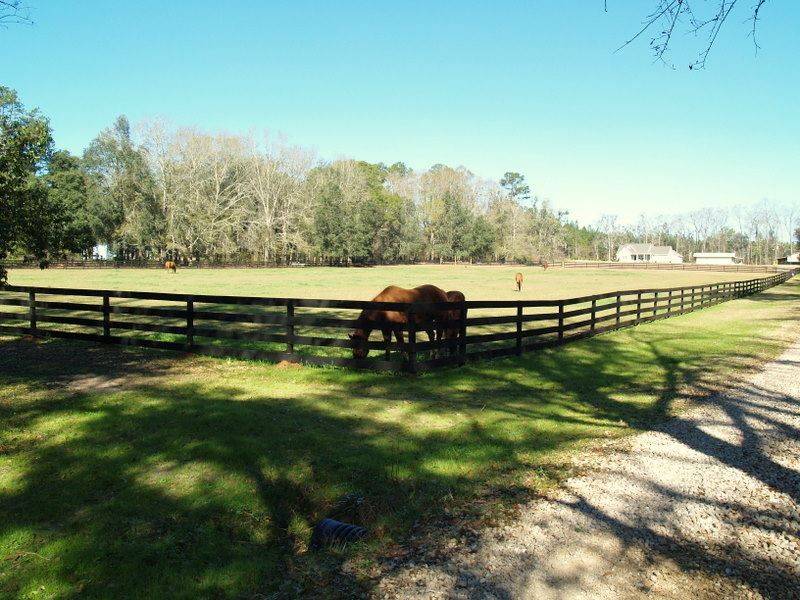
[2,1,798,225]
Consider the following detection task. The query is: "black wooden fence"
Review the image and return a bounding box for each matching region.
[0,270,796,373]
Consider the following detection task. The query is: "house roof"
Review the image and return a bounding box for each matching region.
[619,243,680,256]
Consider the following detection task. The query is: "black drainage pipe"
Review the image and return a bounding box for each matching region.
[310,518,367,550]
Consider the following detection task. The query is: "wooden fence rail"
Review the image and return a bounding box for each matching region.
[0,270,796,373]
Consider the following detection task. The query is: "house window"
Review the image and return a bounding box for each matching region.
[637,254,644,260]
[631,255,636,261]
[645,254,651,261]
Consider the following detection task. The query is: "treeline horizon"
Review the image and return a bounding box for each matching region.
[2,85,798,273]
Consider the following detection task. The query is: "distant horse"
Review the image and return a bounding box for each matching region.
[541,260,549,270]
[349,284,449,359]
[440,290,466,355]
[515,272,523,291]
[164,261,177,273]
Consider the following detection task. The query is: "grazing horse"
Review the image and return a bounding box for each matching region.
[349,284,449,359]
[164,261,177,273]
[515,272,523,291]
[440,290,466,355]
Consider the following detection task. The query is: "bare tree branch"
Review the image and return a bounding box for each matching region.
[0,1,31,27]
[611,0,771,69]
[747,0,768,53]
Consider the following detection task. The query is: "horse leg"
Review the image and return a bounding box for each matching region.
[426,327,438,359]
[382,328,392,360]
[393,327,406,357]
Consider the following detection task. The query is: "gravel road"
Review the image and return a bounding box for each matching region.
[376,336,800,599]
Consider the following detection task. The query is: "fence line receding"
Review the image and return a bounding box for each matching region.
[0,270,796,373]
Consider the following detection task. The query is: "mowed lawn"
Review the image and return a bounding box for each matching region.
[0,267,798,598]
[5,264,758,300]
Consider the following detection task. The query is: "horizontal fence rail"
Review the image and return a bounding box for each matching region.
[0,270,796,373]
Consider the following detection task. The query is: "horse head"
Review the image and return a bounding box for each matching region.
[349,329,370,359]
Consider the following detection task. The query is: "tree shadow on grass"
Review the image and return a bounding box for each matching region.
[1,334,650,598]
[0,332,680,598]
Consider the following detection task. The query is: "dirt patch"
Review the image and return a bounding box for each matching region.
[276,360,303,369]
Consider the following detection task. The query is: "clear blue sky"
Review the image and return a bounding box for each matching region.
[2,1,798,225]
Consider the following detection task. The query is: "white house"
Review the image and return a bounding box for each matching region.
[616,243,683,264]
[92,244,111,260]
[778,252,799,265]
[693,252,738,265]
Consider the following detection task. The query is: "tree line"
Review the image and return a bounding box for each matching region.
[1,85,797,285]
[0,85,590,270]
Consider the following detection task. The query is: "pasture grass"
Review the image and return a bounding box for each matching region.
[4,264,757,300]
[0,269,797,598]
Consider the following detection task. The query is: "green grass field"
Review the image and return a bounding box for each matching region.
[1,267,798,598]
[4,264,758,300]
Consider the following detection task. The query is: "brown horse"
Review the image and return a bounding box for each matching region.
[515,272,523,291]
[349,284,449,359]
[440,290,466,355]
[164,261,177,273]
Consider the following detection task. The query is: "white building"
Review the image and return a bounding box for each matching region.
[778,252,799,265]
[693,252,738,265]
[616,243,683,264]
[92,244,111,260]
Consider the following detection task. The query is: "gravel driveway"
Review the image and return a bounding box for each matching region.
[376,336,800,599]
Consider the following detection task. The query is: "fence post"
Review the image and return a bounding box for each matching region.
[636,292,642,323]
[516,304,522,355]
[558,302,564,340]
[590,298,596,332]
[406,306,417,374]
[28,291,36,334]
[286,299,294,355]
[667,290,672,316]
[102,294,110,339]
[652,291,658,317]
[615,294,621,327]
[458,300,467,365]
[186,297,194,350]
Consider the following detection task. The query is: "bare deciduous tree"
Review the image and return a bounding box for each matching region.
[597,214,619,261]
